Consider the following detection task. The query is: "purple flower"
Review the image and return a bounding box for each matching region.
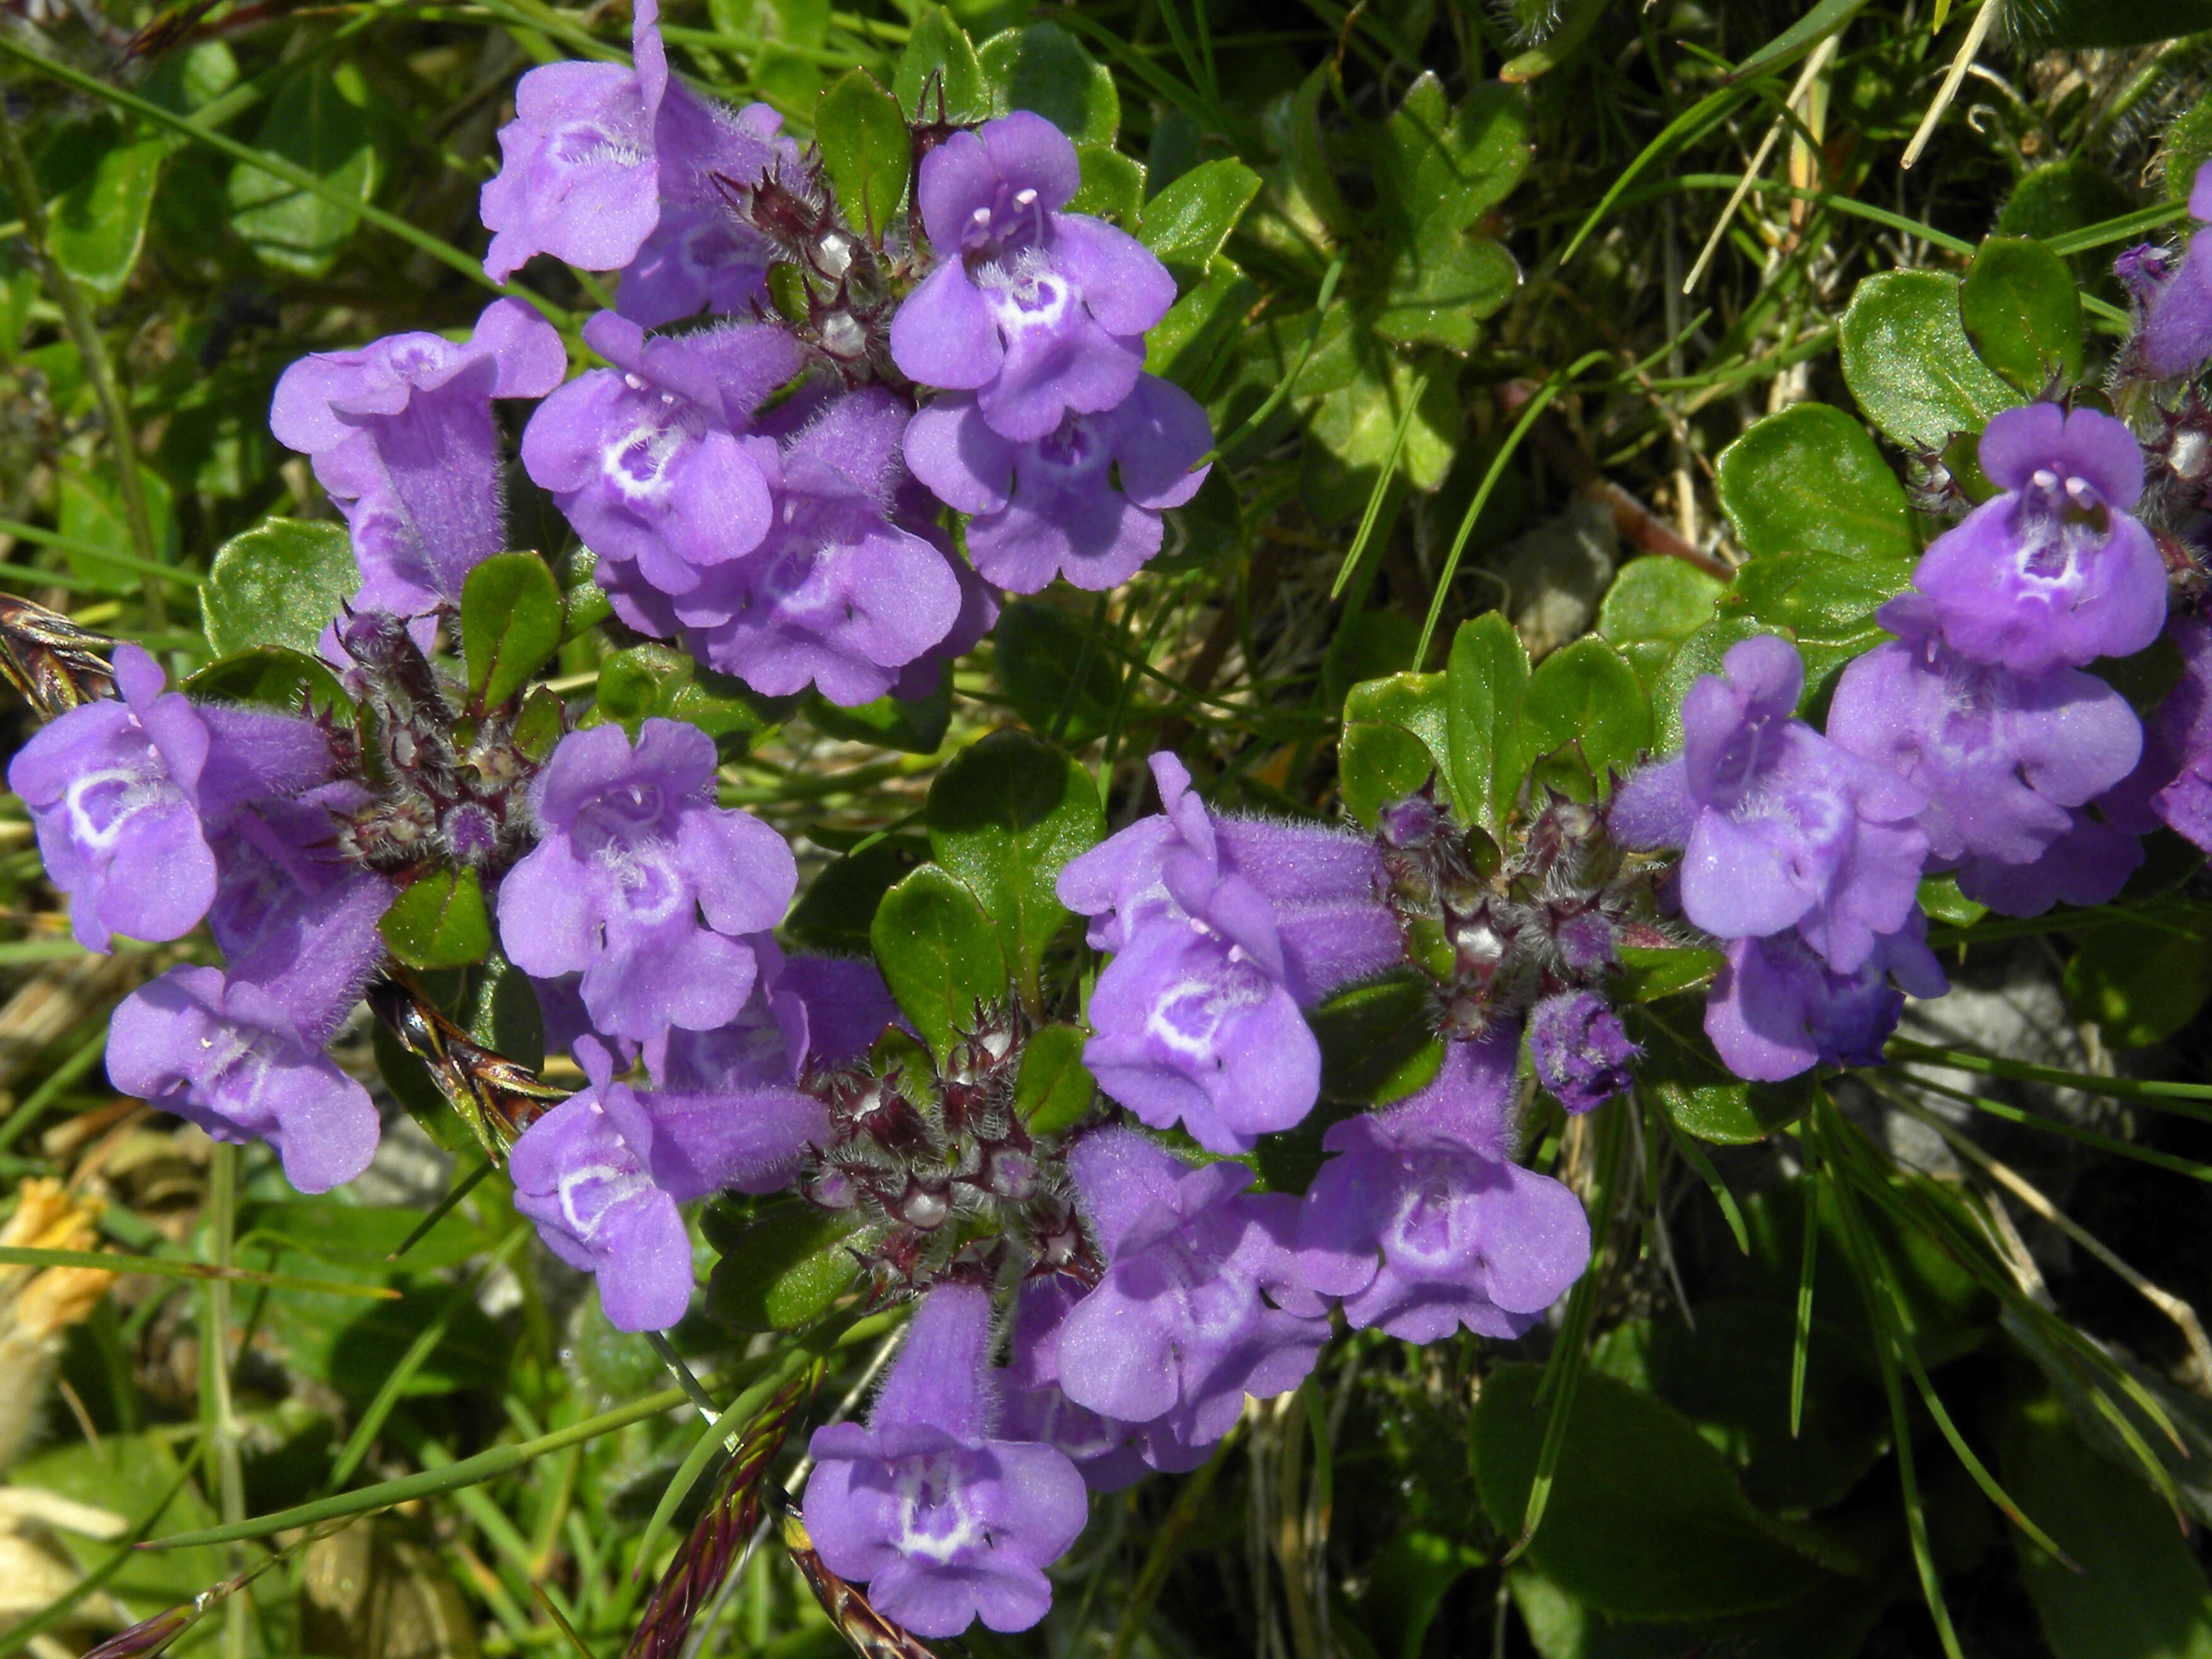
[1058,755,1399,1154]
[642,954,805,1091]
[803,1282,1087,1638]
[2106,611,2212,854]
[1610,635,1929,976]
[1061,753,1401,1005]
[883,550,1002,703]
[1077,909,1322,1154]
[2124,161,2212,379]
[1528,990,1639,1114]
[643,949,905,1089]
[208,791,394,1043]
[496,719,796,1043]
[510,1038,823,1331]
[1900,403,2167,675]
[890,112,1176,442]
[675,388,970,706]
[520,311,801,607]
[108,966,379,1193]
[902,375,1212,594]
[1704,921,1946,1082]
[1825,622,2143,870]
[6,646,328,956]
[1000,1275,1155,1491]
[1296,1029,1590,1342]
[779,953,907,1068]
[1054,1127,1329,1461]
[1953,809,2142,917]
[270,299,566,616]
[616,206,771,330]
[479,0,792,285]
[9,644,215,952]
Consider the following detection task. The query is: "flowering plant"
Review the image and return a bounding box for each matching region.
[6,2,2212,1657]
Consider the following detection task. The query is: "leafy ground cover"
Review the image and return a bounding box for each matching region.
[5,1,2212,1657]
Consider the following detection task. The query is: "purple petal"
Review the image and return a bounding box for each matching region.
[890,265,1002,391]
[1050,214,1176,337]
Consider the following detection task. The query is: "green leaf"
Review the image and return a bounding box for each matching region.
[1471,1363,1837,1622]
[784,834,927,954]
[1518,636,1650,798]
[925,730,1103,999]
[1613,944,1724,1002]
[1917,873,1985,929]
[200,518,359,657]
[1961,236,2084,396]
[1145,256,1259,382]
[702,1200,862,1331]
[1014,1022,1094,1135]
[1367,76,1529,351]
[454,950,546,1070]
[1997,159,2138,260]
[2001,1386,2212,1659]
[894,6,990,123]
[1365,1527,1487,1659]
[1258,969,1446,1196]
[1371,73,1530,236]
[1592,1302,1890,1516]
[1628,996,1816,1144]
[1508,1560,1887,1659]
[869,864,1008,1062]
[459,551,563,713]
[379,868,492,970]
[1339,671,1449,826]
[1838,270,2022,451]
[1302,345,1462,520]
[373,1019,481,1156]
[184,645,352,720]
[1445,611,1530,834]
[1137,157,1261,292]
[511,686,563,763]
[42,117,165,301]
[1651,617,1768,752]
[1309,969,1446,1108]
[805,678,951,754]
[2063,912,2212,1049]
[59,466,177,589]
[1287,60,1355,236]
[2169,94,2212,208]
[587,642,791,750]
[2008,0,2212,49]
[815,69,908,239]
[992,599,1126,742]
[1070,142,1145,222]
[225,64,378,278]
[978,21,1118,144]
[1714,552,1914,702]
[236,1200,486,1273]
[1597,556,1726,695]
[1714,403,1917,565]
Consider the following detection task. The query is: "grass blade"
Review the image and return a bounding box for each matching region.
[1792,1128,1818,1439]
[1504,1102,1624,1563]
[144,1312,897,1549]
[0,1244,399,1299]
[326,1230,528,1493]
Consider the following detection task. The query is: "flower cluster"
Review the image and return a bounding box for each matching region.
[11,643,384,1191]
[262,0,1215,714]
[1616,399,2180,1078]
